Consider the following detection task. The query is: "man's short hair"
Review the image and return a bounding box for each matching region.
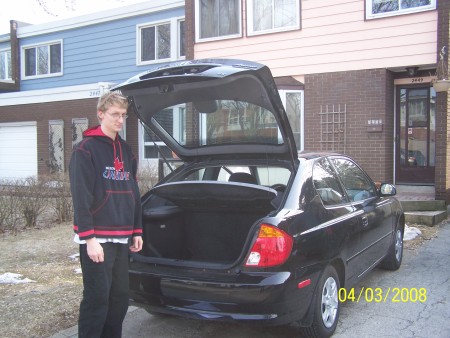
[97,91,128,112]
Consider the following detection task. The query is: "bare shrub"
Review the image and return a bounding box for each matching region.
[18,177,51,228]
[0,181,23,232]
[46,174,73,223]
[137,164,159,195]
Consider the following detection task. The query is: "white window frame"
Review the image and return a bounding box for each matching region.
[139,105,184,161]
[279,89,304,151]
[366,0,436,20]
[137,17,185,66]
[195,0,242,43]
[21,40,63,80]
[0,48,12,81]
[178,19,186,59]
[247,0,300,36]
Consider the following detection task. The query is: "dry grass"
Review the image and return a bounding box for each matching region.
[404,222,441,251]
[0,219,82,338]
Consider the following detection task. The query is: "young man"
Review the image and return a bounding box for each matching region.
[69,91,143,338]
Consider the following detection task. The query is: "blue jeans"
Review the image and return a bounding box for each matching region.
[78,242,129,338]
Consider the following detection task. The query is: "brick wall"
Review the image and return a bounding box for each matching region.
[304,69,394,183]
[0,98,140,177]
[435,0,450,202]
[184,0,194,60]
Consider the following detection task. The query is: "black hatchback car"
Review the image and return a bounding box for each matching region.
[113,59,404,338]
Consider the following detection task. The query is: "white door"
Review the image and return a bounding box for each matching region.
[0,122,38,181]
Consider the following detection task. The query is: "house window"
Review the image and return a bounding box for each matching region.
[142,106,185,160]
[178,19,185,58]
[0,49,12,81]
[22,41,62,78]
[49,120,64,173]
[280,90,304,151]
[195,0,241,42]
[247,0,300,36]
[138,18,185,64]
[366,0,436,19]
[71,118,88,147]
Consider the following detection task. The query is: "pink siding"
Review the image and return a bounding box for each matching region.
[194,0,438,77]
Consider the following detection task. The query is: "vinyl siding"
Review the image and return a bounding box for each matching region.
[194,0,438,77]
[19,7,184,91]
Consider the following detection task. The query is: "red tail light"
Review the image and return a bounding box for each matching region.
[245,224,293,267]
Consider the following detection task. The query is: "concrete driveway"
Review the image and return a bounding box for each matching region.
[54,221,450,338]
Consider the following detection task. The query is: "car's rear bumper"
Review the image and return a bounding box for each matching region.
[129,267,318,326]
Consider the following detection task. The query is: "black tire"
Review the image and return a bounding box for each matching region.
[302,265,340,338]
[380,222,404,270]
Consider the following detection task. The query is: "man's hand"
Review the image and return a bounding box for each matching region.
[86,238,104,263]
[130,236,143,253]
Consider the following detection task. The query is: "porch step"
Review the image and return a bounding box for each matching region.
[404,210,448,227]
[400,200,446,212]
[400,200,447,227]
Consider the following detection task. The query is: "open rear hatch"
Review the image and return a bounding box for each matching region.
[113,59,298,163]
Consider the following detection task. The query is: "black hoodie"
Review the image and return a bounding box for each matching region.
[69,125,142,241]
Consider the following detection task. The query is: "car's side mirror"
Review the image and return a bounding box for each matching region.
[379,183,396,196]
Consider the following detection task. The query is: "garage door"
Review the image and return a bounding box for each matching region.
[0,122,38,181]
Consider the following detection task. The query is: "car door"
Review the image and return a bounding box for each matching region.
[311,157,362,281]
[331,157,393,279]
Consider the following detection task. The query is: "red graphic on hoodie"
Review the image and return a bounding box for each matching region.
[114,157,124,172]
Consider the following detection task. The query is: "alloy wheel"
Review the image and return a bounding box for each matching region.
[321,276,338,328]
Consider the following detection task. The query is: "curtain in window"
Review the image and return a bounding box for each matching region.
[253,0,297,31]
[142,24,171,61]
[37,46,49,75]
[179,21,185,57]
[142,26,156,61]
[253,0,272,31]
[200,0,239,39]
[157,24,171,59]
[372,0,430,14]
[274,0,297,28]
[25,48,36,77]
[0,51,8,79]
[401,0,430,9]
[50,44,61,73]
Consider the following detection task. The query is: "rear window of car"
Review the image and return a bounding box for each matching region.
[181,165,290,187]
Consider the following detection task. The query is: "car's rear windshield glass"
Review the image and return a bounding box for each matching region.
[148,100,283,148]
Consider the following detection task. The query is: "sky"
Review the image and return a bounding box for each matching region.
[0,0,147,34]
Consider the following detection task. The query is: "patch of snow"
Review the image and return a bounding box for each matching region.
[404,225,422,241]
[69,253,79,261]
[0,272,35,284]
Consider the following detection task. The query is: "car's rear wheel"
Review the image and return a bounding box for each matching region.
[380,222,403,270]
[302,265,340,338]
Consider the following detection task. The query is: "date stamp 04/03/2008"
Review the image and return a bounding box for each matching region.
[338,287,427,303]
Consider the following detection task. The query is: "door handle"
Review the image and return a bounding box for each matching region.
[361,216,369,227]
